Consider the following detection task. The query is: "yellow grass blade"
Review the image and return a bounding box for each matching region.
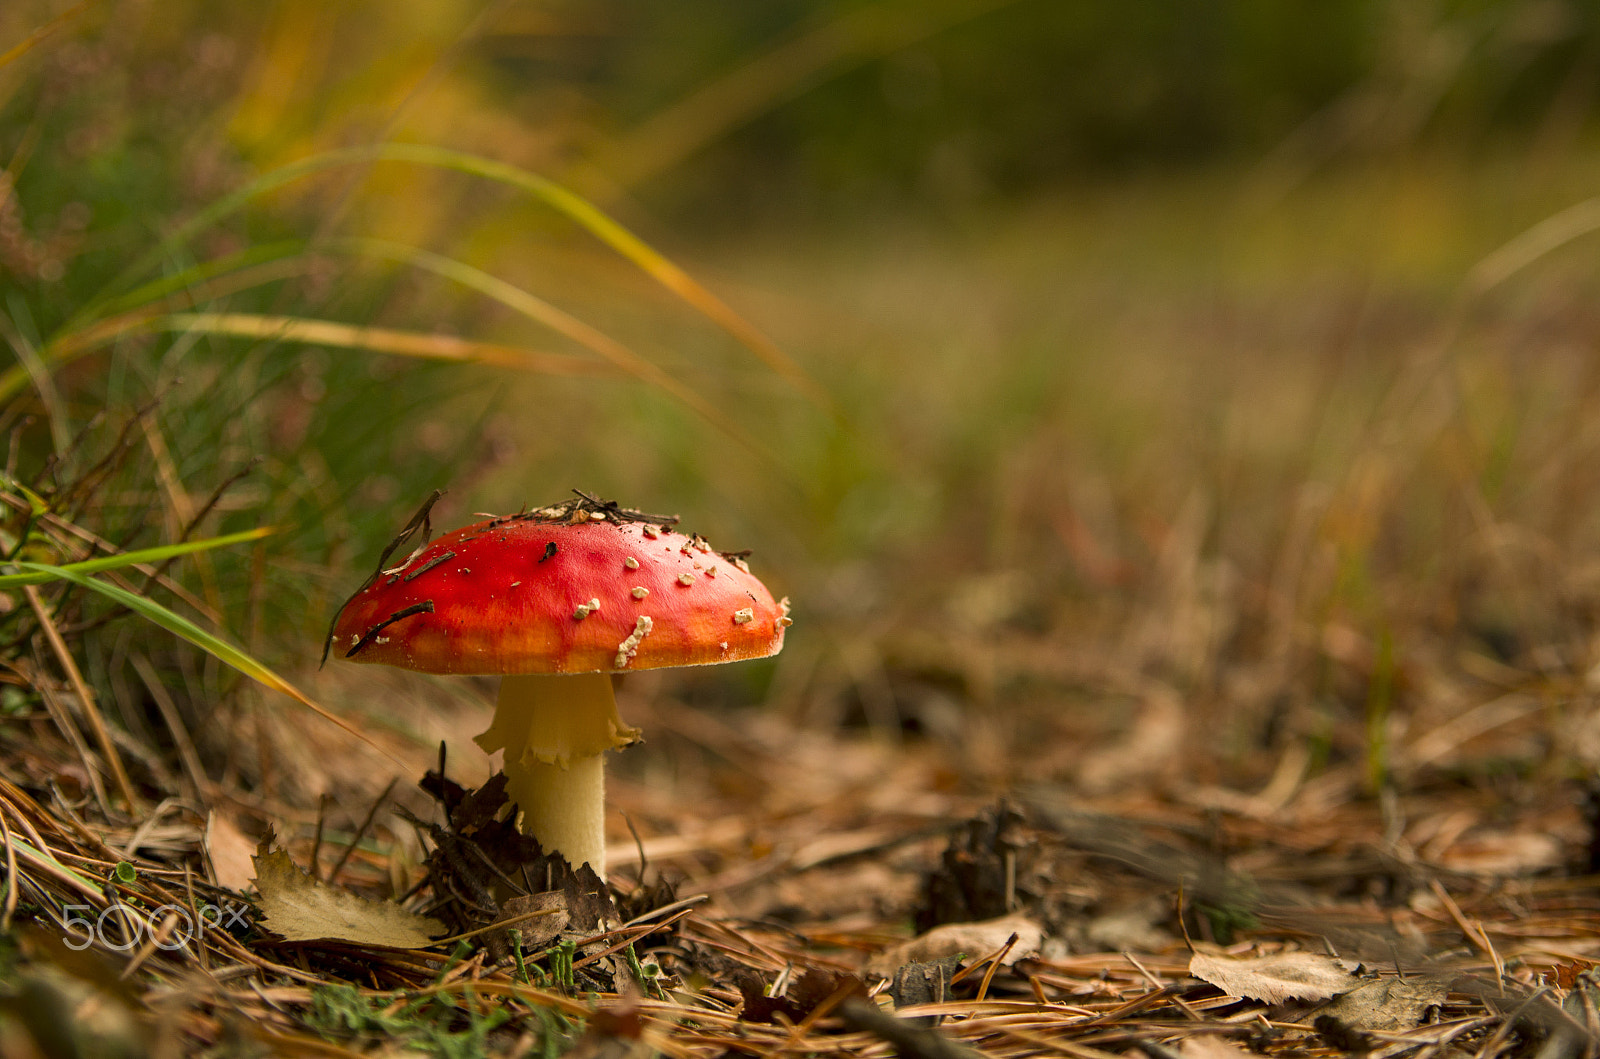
[0,1,93,72]
[0,313,616,404]
[154,313,616,376]
[1467,197,1600,295]
[327,238,772,451]
[373,144,834,413]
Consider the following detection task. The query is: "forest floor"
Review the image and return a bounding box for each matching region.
[2,590,1597,1059]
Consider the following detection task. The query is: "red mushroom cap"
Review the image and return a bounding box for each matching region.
[329,501,790,675]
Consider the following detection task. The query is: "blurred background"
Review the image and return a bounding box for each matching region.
[5,0,1600,844]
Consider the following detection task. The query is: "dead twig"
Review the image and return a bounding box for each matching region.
[24,584,139,811]
[837,997,989,1059]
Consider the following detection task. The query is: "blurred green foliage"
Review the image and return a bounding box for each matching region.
[597,0,1377,212]
[563,0,1600,219]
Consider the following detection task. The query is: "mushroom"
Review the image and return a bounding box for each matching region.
[326,494,790,878]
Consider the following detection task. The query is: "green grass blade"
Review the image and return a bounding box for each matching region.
[0,248,316,405]
[11,562,406,768]
[85,240,309,323]
[8,837,101,898]
[0,527,277,588]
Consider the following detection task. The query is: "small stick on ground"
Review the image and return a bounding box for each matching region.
[1430,879,1505,984]
[837,997,988,1059]
[26,584,139,811]
[310,794,331,882]
[324,778,395,885]
[130,652,209,798]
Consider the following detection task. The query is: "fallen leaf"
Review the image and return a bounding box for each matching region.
[868,913,1043,978]
[886,956,961,1027]
[1188,950,1359,1004]
[1084,898,1171,952]
[1314,976,1449,1033]
[496,892,568,951]
[417,769,618,934]
[252,843,444,948]
[479,891,570,966]
[787,968,869,1014]
[1437,831,1563,876]
[738,969,868,1025]
[203,810,257,893]
[1179,1036,1257,1059]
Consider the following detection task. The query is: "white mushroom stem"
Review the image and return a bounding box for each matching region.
[501,753,606,877]
[473,671,639,879]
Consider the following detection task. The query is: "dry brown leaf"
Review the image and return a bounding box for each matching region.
[1084,898,1171,952]
[867,913,1043,978]
[1314,976,1450,1033]
[203,810,257,893]
[1179,1035,1257,1059]
[251,844,444,948]
[739,968,869,1025]
[1188,950,1359,1004]
[497,892,568,951]
[1437,831,1563,876]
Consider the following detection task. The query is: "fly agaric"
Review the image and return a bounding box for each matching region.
[326,493,790,877]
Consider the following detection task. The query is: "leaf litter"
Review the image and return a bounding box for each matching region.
[251,838,445,948]
[1187,950,1359,1005]
[12,686,1600,1059]
[9,442,1600,1056]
